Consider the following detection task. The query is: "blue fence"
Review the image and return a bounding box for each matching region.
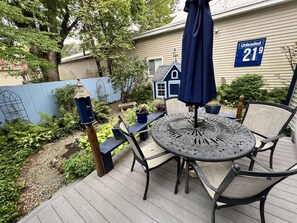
[0,77,121,124]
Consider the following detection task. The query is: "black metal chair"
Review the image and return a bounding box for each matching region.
[189,157,297,223]
[164,96,189,115]
[241,100,297,169]
[117,116,180,200]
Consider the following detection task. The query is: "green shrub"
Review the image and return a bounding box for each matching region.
[54,84,76,113]
[63,123,114,181]
[62,148,95,180]
[91,99,111,124]
[267,87,289,104]
[131,84,153,103]
[218,74,268,106]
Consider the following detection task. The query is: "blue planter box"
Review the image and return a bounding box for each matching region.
[205,105,221,114]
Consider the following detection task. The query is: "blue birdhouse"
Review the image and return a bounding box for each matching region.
[74,80,95,125]
[152,61,181,99]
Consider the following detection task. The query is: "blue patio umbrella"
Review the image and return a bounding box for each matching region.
[178,0,217,127]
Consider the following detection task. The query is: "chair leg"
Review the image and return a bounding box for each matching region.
[174,158,185,194]
[185,160,189,194]
[211,201,216,223]
[143,171,150,200]
[269,149,275,169]
[249,151,258,170]
[260,197,267,223]
[131,156,136,172]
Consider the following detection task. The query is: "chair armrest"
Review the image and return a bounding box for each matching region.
[257,134,285,150]
[247,155,275,172]
[190,161,219,193]
[143,150,169,160]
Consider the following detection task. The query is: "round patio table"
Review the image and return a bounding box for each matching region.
[151,112,256,193]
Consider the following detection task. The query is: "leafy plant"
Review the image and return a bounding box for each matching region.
[152,99,166,111]
[131,84,153,103]
[136,104,149,114]
[91,99,111,124]
[109,56,148,102]
[217,74,268,106]
[267,87,289,104]
[206,100,221,106]
[62,148,95,180]
[54,84,76,113]
[63,123,114,181]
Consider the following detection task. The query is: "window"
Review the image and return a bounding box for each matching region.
[171,70,178,79]
[148,58,162,76]
[156,82,166,98]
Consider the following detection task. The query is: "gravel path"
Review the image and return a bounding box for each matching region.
[17,132,84,217]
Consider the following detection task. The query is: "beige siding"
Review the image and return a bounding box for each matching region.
[132,30,183,66]
[213,1,297,89]
[133,1,297,90]
[59,58,101,80]
[0,72,23,86]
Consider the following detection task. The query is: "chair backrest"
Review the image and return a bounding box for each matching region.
[220,163,297,199]
[117,116,146,164]
[165,97,189,115]
[241,100,297,138]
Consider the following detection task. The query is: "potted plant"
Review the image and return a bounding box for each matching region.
[152,99,165,112]
[136,104,149,123]
[205,99,221,114]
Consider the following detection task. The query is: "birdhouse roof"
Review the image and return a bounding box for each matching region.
[152,61,181,81]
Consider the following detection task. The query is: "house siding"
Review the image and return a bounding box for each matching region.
[133,1,297,90]
[213,0,297,89]
[0,72,23,86]
[59,58,99,80]
[133,30,183,66]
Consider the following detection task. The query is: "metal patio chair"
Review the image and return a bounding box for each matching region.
[164,96,189,115]
[189,157,297,223]
[118,116,180,200]
[241,100,297,169]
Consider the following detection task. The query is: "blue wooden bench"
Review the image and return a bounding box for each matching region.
[100,111,166,173]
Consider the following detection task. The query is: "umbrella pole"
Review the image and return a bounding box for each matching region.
[194,105,198,128]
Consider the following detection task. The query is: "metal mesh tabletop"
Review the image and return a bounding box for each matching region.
[152,112,255,161]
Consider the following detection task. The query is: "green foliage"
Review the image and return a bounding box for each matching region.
[0,1,60,76]
[80,0,134,74]
[124,107,137,125]
[62,43,82,58]
[217,74,268,106]
[63,123,114,181]
[141,0,178,30]
[130,0,178,31]
[267,87,289,104]
[0,119,60,223]
[131,83,153,103]
[217,74,289,106]
[62,149,95,180]
[54,84,76,113]
[109,56,148,102]
[91,99,111,124]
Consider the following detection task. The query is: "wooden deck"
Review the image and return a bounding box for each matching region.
[19,136,297,223]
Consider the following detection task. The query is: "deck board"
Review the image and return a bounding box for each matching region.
[19,136,297,223]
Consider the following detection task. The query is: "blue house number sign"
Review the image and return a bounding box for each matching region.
[235,38,266,67]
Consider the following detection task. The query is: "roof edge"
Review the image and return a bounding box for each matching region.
[133,0,292,40]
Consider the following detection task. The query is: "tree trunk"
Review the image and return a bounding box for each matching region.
[96,60,103,77]
[107,58,113,75]
[44,51,61,81]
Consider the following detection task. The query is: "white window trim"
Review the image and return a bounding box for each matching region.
[156,81,167,98]
[147,56,163,78]
[168,80,180,97]
[171,70,178,79]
